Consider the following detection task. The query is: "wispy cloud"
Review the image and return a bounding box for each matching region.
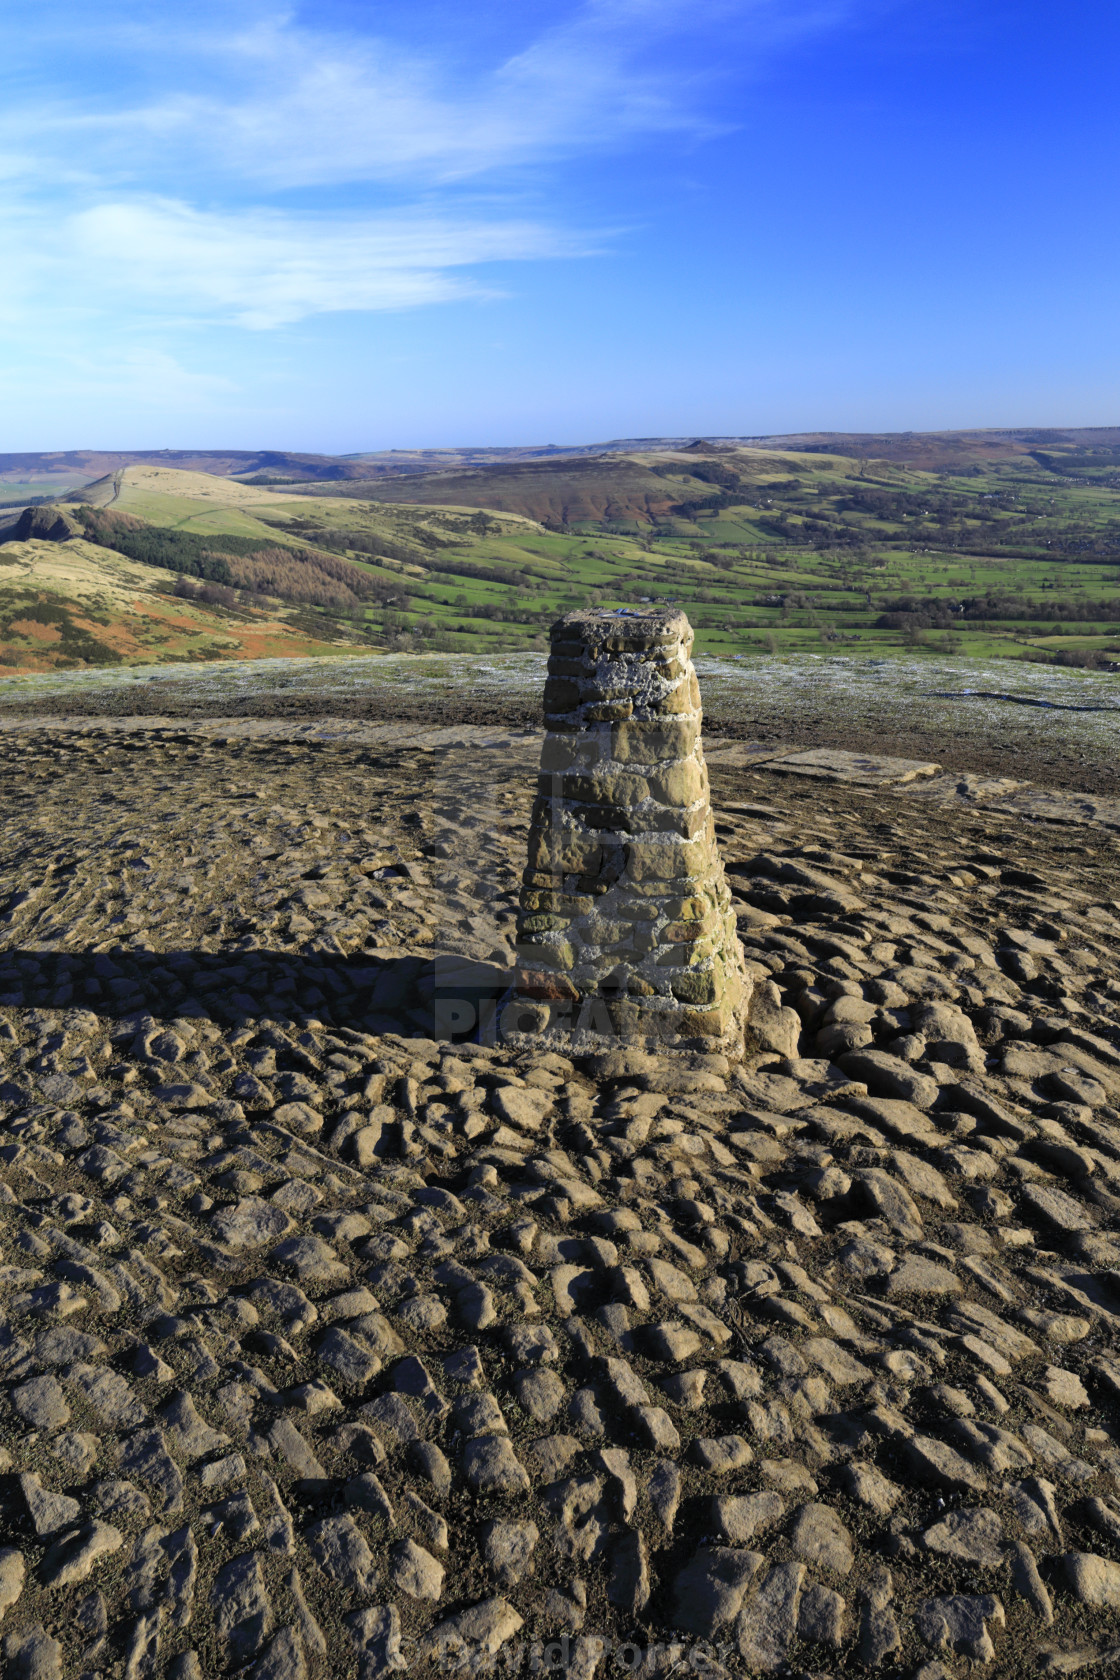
[0,196,586,331]
[2,0,850,190]
[0,0,858,342]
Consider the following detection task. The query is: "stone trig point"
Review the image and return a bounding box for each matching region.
[505,606,751,1054]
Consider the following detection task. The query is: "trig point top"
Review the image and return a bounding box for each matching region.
[504,607,751,1055]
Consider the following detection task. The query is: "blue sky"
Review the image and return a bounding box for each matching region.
[2,0,1118,449]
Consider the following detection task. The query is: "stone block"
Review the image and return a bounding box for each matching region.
[625,839,707,882]
[544,678,581,712]
[648,760,705,805]
[670,972,719,1007]
[612,720,700,763]
[560,771,649,806]
[539,736,583,772]
[655,682,696,716]
[584,702,634,721]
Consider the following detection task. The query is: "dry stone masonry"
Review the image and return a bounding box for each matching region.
[508,608,751,1054]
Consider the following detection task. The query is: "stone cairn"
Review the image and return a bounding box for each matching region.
[504,606,752,1054]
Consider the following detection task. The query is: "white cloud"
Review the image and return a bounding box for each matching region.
[0,196,588,331]
[195,0,731,184]
[0,0,849,190]
[0,1,858,346]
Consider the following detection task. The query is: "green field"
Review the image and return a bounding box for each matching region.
[235,447,1120,669]
[0,480,92,505]
[7,448,1120,671]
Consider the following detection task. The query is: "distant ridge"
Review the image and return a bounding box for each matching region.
[3,426,1120,489]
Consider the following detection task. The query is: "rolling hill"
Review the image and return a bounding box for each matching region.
[0,536,360,672]
[4,448,1120,673]
[0,466,557,670]
[4,426,1120,497]
[0,440,696,490]
[292,454,691,525]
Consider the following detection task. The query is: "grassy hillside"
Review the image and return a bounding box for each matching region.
[288,455,686,524]
[0,479,96,505]
[4,456,1120,672]
[0,537,358,671]
[0,466,562,670]
[290,441,1120,552]
[272,446,1120,669]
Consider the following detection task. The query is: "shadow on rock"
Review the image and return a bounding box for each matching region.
[0,947,514,1041]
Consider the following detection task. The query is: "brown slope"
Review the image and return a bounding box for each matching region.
[751,427,1120,469]
[295,454,684,523]
[7,428,1120,491]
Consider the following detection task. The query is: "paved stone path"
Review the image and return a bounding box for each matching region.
[0,723,1118,1675]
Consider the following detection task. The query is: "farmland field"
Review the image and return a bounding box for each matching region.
[238,444,1120,669]
[5,444,1120,674]
[0,479,93,504]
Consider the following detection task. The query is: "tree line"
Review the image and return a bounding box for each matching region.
[76,507,387,612]
[876,590,1120,629]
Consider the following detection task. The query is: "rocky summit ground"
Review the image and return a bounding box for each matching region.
[1,722,1120,1678]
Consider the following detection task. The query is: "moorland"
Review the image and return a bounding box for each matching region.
[4,429,1120,676]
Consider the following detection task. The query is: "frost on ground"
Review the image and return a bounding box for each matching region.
[2,649,1117,795]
